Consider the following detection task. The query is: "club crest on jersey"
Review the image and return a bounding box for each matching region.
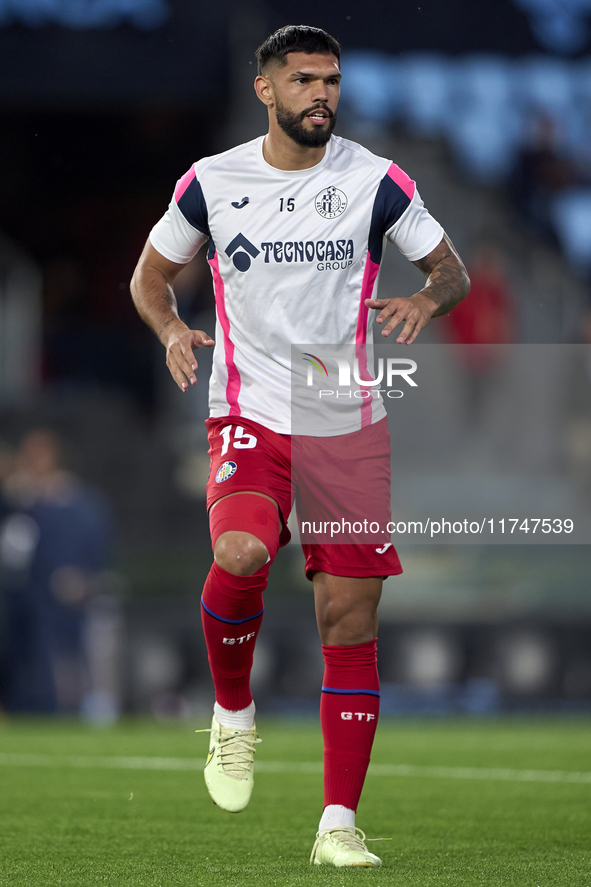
[216,461,237,482]
[315,185,348,219]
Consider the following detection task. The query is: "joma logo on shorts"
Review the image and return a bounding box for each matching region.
[341,712,376,722]
[223,632,256,645]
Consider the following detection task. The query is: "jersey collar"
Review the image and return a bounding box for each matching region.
[256,135,333,178]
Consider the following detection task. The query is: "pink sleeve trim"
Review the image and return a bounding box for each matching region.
[387,163,415,200]
[209,251,242,416]
[355,252,381,429]
[174,167,196,203]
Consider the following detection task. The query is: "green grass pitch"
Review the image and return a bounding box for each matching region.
[0,716,590,886]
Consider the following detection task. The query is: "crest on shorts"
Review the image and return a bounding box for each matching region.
[315,185,348,219]
[216,461,237,483]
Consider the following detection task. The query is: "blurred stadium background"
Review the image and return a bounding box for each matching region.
[1,0,591,723]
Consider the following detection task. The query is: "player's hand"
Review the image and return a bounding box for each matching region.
[365,292,438,345]
[163,321,214,392]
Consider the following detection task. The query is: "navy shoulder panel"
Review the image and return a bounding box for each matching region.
[367,167,414,264]
[174,167,210,236]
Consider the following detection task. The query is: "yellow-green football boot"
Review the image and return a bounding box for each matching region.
[310,827,382,867]
[203,714,260,813]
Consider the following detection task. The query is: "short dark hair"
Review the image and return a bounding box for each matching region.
[255,25,341,75]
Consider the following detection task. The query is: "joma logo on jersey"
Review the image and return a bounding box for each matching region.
[223,632,256,645]
[341,712,376,722]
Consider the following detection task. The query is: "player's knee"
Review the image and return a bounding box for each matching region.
[214,531,269,576]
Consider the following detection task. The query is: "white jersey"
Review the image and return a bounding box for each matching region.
[150,134,443,434]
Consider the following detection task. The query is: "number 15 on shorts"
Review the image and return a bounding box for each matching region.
[220,425,258,456]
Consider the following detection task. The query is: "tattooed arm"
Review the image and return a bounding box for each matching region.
[365,233,470,345]
[412,234,470,317]
[130,240,214,392]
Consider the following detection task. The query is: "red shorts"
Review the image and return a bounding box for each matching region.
[205,416,402,580]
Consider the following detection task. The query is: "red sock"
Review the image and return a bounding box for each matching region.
[320,639,380,811]
[200,561,267,711]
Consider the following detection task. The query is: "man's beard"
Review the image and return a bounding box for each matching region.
[275,100,337,148]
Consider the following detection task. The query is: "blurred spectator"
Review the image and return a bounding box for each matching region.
[0,429,115,716]
[0,441,13,520]
[444,240,516,348]
[441,240,516,433]
[42,250,157,413]
[511,112,579,246]
[0,441,17,706]
[0,233,42,408]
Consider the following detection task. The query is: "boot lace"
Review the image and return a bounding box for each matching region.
[196,727,261,780]
[217,729,261,779]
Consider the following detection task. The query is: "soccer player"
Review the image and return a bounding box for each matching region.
[131,25,469,868]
